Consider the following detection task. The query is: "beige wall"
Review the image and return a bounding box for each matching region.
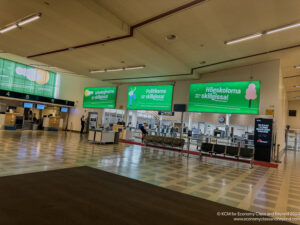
[57,60,284,139]
[116,60,280,113]
[58,74,112,131]
[115,60,285,147]
[287,100,300,130]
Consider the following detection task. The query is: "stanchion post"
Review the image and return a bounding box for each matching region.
[187,137,191,158]
[275,144,281,163]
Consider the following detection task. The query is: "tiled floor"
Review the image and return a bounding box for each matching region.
[0,130,300,222]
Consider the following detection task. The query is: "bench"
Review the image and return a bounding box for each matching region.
[198,142,255,168]
[145,135,185,152]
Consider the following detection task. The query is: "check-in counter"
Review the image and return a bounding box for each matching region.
[89,129,115,144]
[88,130,96,142]
[113,124,126,139]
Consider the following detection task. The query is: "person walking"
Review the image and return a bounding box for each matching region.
[140,123,148,143]
[80,115,85,134]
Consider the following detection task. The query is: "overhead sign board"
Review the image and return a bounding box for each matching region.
[83,87,117,109]
[127,85,173,111]
[188,81,260,114]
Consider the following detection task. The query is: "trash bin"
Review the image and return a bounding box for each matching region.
[114,132,120,144]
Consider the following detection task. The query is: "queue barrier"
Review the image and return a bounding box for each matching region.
[198,142,255,168]
[144,135,185,152]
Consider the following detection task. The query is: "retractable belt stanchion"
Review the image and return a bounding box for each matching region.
[275,144,281,163]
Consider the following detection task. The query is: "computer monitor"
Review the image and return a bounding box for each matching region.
[36,104,45,110]
[61,107,68,113]
[24,102,33,109]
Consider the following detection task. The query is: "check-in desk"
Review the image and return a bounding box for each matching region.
[113,124,126,139]
[88,129,115,144]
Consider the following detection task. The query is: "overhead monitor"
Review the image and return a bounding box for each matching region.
[127,85,173,111]
[36,104,45,110]
[83,87,117,109]
[23,102,33,109]
[61,107,68,113]
[188,81,260,114]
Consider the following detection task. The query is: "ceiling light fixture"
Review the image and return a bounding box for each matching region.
[124,65,145,71]
[90,69,105,74]
[266,22,300,35]
[106,68,124,72]
[90,65,145,73]
[0,13,41,34]
[296,96,300,99]
[0,24,17,34]
[18,13,41,26]
[295,85,300,88]
[225,33,262,45]
[29,64,56,69]
[295,66,300,69]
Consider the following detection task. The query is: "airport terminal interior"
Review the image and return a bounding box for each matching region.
[2,0,300,224]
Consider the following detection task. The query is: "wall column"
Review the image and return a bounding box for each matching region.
[131,110,137,128]
[188,112,193,130]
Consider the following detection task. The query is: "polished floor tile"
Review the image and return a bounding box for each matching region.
[0,130,300,222]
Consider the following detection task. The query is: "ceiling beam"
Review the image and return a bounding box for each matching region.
[27,0,206,58]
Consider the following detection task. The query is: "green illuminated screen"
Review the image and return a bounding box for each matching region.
[127,85,173,111]
[188,81,260,114]
[83,87,117,108]
[0,58,58,98]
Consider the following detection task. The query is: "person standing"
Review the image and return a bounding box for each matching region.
[140,123,148,143]
[80,115,85,134]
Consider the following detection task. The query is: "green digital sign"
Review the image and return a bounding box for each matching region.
[0,58,58,98]
[188,81,260,114]
[83,87,117,108]
[127,85,173,111]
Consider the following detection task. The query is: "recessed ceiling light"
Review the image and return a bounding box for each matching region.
[295,66,300,69]
[106,68,124,72]
[295,85,300,88]
[0,13,41,34]
[90,65,145,73]
[266,22,300,35]
[225,33,262,45]
[29,64,56,69]
[124,65,145,71]
[90,69,105,74]
[18,14,41,26]
[165,34,177,40]
[0,24,17,34]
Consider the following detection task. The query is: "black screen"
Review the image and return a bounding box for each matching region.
[289,110,296,117]
[173,104,186,112]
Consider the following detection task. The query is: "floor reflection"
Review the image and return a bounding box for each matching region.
[0,130,300,222]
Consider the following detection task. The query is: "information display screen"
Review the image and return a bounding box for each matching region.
[36,104,45,110]
[127,85,173,111]
[24,102,33,109]
[0,58,58,98]
[254,118,273,162]
[254,118,273,146]
[61,107,68,113]
[188,81,260,114]
[83,87,117,109]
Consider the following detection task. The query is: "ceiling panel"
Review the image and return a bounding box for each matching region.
[0,0,127,56]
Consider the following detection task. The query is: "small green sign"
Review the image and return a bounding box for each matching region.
[127,85,173,111]
[83,87,117,108]
[188,81,260,114]
[0,58,57,98]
